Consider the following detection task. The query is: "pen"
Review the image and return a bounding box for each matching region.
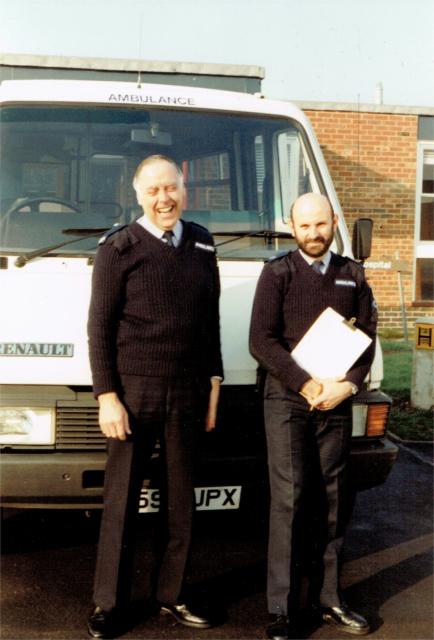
[300,390,319,411]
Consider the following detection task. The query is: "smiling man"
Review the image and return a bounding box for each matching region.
[133,154,185,232]
[87,155,223,638]
[250,192,377,640]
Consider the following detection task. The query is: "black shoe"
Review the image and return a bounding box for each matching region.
[87,606,121,639]
[159,602,212,629]
[266,614,297,640]
[320,604,370,635]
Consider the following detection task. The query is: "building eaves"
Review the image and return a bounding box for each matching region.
[0,53,265,80]
[294,100,434,117]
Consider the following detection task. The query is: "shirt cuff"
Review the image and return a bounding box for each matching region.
[347,382,358,395]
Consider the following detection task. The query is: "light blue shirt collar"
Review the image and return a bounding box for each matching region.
[137,215,183,247]
[298,248,332,272]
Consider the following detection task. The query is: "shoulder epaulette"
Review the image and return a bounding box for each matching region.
[187,220,209,234]
[333,253,362,267]
[340,254,362,267]
[98,223,129,245]
[266,250,290,263]
[266,251,295,296]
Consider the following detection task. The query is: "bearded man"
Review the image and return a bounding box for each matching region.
[250,192,377,639]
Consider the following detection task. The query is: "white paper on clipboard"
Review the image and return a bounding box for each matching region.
[291,307,372,380]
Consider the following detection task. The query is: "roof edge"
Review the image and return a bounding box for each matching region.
[294,100,434,117]
[0,52,265,79]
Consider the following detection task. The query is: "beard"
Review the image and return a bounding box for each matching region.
[295,232,334,258]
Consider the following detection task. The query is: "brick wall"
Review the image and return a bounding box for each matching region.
[304,108,433,332]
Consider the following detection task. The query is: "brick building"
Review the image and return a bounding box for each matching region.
[297,102,434,332]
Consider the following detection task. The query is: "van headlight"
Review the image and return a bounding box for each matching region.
[0,408,55,445]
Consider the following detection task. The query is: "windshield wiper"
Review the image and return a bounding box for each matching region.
[13,227,292,267]
[214,229,293,247]
[14,228,108,268]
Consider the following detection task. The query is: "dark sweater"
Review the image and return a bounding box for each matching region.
[88,220,223,397]
[249,250,377,394]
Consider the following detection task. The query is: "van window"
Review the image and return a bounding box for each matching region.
[0,106,319,259]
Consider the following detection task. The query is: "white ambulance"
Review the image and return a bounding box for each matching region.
[0,54,397,511]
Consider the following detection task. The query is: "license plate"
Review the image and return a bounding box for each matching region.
[139,486,242,513]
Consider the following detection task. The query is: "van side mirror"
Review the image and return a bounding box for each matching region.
[352,218,373,261]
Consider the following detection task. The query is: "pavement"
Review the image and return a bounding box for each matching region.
[389,433,434,467]
[1,442,433,640]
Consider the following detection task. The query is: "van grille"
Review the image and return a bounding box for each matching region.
[56,405,106,450]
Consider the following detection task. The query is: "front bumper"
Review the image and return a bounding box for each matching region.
[0,452,107,508]
[0,436,399,509]
[348,436,399,491]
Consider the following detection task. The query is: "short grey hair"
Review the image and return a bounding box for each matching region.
[133,155,183,192]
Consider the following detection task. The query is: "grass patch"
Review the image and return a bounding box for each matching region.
[379,328,410,340]
[381,339,433,441]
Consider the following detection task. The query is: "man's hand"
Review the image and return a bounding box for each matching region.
[310,379,354,411]
[300,379,322,406]
[205,378,221,432]
[98,392,132,440]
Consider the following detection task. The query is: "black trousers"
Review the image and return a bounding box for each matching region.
[93,374,210,611]
[264,374,352,616]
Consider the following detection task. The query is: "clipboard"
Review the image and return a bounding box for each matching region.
[291,307,372,380]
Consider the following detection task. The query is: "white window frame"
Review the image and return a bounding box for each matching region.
[413,142,434,301]
[275,132,318,232]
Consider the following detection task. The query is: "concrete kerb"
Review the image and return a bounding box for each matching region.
[388,431,434,467]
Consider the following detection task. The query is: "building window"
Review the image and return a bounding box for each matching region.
[183,153,231,210]
[414,144,434,302]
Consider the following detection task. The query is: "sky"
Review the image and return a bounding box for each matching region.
[0,0,433,107]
